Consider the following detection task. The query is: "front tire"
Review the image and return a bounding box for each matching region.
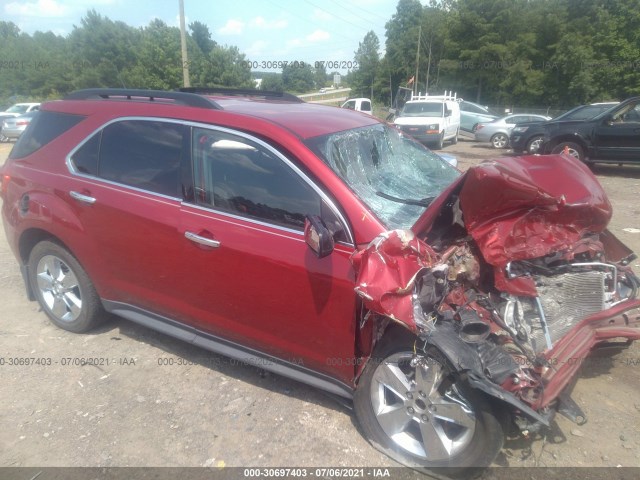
[433,132,444,150]
[354,333,504,472]
[28,241,106,333]
[525,135,544,154]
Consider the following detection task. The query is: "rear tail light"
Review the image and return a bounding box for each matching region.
[476,124,484,131]
[16,120,29,126]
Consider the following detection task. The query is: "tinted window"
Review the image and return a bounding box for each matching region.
[192,128,321,230]
[361,100,371,111]
[10,111,85,159]
[460,102,487,114]
[99,120,185,197]
[70,132,101,176]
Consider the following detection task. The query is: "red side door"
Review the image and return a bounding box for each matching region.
[177,126,358,384]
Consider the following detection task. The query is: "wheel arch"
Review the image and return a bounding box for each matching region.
[19,228,70,265]
[18,228,75,301]
[545,133,588,153]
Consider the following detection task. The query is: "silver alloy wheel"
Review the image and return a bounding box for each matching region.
[527,137,543,153]
[562,146,581,159]
[36,255,82,322]
[370,352,476,461]
[491,133,508,149]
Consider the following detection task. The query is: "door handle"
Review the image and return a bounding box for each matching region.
[70,191,96,204]
[185,231,221,248]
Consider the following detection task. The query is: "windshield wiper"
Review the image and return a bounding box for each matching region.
[376,191,435,207]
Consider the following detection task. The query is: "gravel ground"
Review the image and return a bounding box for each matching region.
[0,138,639,476]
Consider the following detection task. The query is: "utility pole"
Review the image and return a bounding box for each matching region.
[414,25,421,96]
[179,0,190,87]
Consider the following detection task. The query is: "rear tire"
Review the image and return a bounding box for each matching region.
[28,241,106,333]
[490,133,509,149]
[551,141,584,161]
[451,129,459,145]
[354,332,504,473]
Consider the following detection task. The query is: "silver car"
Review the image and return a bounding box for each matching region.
[475,113,551,148]
[0,111,37,141]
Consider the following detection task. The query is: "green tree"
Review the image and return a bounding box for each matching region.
[282,63,315,93]
[351,31,380,98]
[260,74,284,92]
[189,21,216,55]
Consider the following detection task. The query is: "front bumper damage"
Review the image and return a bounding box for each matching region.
[351,154,640,430]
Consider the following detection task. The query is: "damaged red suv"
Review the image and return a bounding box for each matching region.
[2,88,639,472]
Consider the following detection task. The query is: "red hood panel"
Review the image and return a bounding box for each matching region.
[458,154,611,268]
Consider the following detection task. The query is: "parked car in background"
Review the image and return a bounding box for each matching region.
[2,88,639,473]
[475,114,551,148]
[0,102,40,117]
[340,97,372,115]
[458,100,498,138]
[394,93,460,149]
[510,102,618,154]
[0,111,38,141]
[540,96,640,164]
[0,103,41,141]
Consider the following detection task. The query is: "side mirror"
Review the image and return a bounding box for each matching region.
[304,215,334,259]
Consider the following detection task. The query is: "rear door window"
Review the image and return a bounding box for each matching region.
[69,120,186,198]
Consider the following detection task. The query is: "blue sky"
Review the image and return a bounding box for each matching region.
[1,0,415,70]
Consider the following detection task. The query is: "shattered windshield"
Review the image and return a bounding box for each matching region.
[306,124,460,229]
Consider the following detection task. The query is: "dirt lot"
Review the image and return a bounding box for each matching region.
[1,139,639,474]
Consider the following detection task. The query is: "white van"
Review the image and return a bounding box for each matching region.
[393,92,460,149]
[341,98,373,115]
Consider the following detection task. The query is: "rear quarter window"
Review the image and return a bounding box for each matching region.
[9,111,85,159]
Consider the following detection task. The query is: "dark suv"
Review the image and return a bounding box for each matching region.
[510,102,618,154]
[2,88,639,473]
[540,97,640,164]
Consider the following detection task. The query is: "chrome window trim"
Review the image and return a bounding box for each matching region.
[65,116,355,245]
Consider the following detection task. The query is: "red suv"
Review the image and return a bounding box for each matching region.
[2,88,639,473]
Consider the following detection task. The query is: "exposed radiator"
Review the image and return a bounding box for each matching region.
[529,271,608,352]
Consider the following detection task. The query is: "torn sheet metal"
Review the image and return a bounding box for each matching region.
[351,229,438,331]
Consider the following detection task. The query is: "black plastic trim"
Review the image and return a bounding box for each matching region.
[178,87,303,103]
[65,89,222,110]
[102,300,354,398]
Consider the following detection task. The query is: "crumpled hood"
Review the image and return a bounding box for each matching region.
[457,154,611,267]
[352,154,613,330]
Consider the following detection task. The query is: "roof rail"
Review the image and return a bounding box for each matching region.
[64,88,222,109]
[411,90,458,102]
[178,87,303,103]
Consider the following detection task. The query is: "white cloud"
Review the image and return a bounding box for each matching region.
[5,0,70,17]
[249,16,288,29]
[218,19,244,35]
[312,9,332,21]
[286,38,303,48]
[246,40,268,56]
[306,29,330,42]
